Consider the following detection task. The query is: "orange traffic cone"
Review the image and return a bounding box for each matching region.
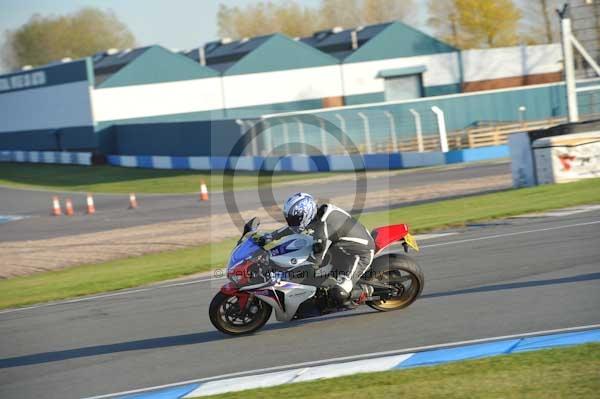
[65,198,74,216]
[51,196,62,216]
[128,193,138,209]
[199,180,209,201]
[86,193,96,214]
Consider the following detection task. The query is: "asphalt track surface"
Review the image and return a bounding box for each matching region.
[1,209,599,399]
[0,161,509,241]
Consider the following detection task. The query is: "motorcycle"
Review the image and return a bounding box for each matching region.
[209,217,423,335]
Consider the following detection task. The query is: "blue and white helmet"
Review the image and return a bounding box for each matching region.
[283,192,317,232]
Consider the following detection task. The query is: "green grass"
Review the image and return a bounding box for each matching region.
[0,163,340,193]
[0,238,237,309]
[0,178,598,309]
[359,177,600,231]
[196,343,600,399]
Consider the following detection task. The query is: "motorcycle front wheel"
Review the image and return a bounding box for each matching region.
[209,292,272,335]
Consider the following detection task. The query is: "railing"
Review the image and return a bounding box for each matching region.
[255,109,570,156]
[374,117,566,153]
[465,118,566,148]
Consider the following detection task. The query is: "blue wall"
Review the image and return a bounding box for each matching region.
[264,83,568,154]
[0,59,96,151]
[326,84,566,132]
[95,83,569,158]
[0,126,96,151]
[97,119,248,156]
[0,59,91,94]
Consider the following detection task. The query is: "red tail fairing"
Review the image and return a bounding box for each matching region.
[371,224,410,253]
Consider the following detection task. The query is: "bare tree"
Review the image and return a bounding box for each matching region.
[427,0,461,47]
[217,0,417,40]
[362,0,416,25]
[518,0,561,44]
[217,1,321,39]
[318,0,362,29]
[428,0,522,48]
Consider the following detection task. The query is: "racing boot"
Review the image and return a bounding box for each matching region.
[324,276,353,308]
[329,276,372,309]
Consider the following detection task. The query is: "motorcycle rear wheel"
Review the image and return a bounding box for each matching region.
[209,292,272,335]
[365,254,424,312]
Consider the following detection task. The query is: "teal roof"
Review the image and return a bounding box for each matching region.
[300,23,391,60]
[376,65,427,78]
[344,22,457,63]
[98,45,219,88]
[224,34,340,76]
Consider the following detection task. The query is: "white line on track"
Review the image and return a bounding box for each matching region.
[2,219,599,315]
[81,323,600,399]
[421,220,600,249]
[0,277,226,315]
[414,232,458,240]
[510,204,600,219]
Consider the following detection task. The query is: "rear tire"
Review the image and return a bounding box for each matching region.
[365,254,424,312]
[209,292,272,335]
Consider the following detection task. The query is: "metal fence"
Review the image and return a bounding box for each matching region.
[570,0,600,80]
[234,81,575,157]
[562,1,600,121]
[236,109,568,157]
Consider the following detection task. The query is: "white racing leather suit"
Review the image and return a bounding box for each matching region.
[270,203,375,304]
[308,204,375,287]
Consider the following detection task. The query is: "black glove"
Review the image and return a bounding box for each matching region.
[256,233,272,247]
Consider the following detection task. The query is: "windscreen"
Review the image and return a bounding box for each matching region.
[227,238,263,269]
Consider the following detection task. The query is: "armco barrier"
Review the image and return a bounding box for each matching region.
[0,150,92,165]
[105,145,507,171]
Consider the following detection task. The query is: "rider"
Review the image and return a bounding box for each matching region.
[265,192,375,307]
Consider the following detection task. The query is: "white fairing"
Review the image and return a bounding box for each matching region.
[239,233,318,321]
[269,233,315,269]
[255,281,317,321]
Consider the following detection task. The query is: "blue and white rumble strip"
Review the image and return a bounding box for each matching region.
[85,325,600,399]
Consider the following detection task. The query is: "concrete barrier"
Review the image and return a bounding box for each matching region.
[104,147,507,171]
[1,145,508,171]
[445,145,509,164]
[401,151,446,168]
[0,150,92,166]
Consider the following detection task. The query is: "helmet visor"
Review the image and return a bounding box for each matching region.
[285,213,303,232]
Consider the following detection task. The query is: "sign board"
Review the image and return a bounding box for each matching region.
[533,132,600,184]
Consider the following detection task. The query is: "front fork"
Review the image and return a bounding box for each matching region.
[220,282,251,311]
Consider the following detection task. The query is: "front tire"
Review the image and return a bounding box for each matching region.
[365,254,424,312]
[209,292,272,335]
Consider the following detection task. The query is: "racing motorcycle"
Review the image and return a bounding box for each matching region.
[209,217,423,335]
